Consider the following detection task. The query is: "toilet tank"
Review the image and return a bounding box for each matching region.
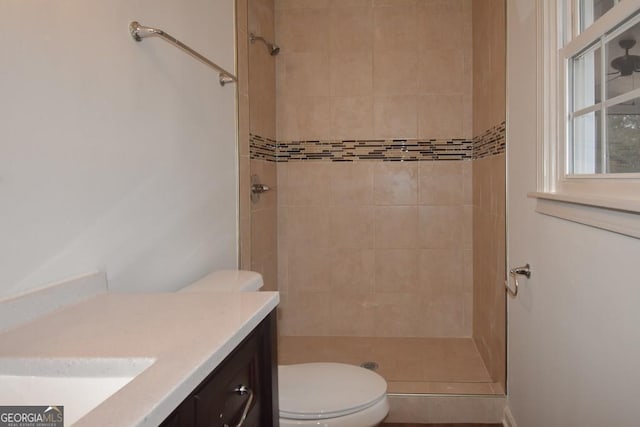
[179,270,263,293]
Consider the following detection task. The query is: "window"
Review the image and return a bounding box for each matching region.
[569,8,640,175]
[534,0,640,238]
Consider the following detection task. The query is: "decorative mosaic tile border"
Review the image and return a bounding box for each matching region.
[249,134,277,162]
[276,139,473,162]
[473,121,506,159]
[249,121,505,162]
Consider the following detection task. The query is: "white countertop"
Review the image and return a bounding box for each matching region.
[0,291,279,426]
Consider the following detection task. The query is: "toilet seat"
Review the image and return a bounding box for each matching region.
[279,363,387,420]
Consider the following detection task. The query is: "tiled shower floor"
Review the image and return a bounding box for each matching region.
[278,336,504,395]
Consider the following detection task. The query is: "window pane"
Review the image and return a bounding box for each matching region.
[606,20,640,99]
[573,44,602,111]
[606,99,640,173]
[572,111,603,174]
[580,0,615,32]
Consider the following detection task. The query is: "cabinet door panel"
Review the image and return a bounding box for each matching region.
[160,311,278,427]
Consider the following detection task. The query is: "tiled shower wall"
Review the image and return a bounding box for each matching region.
[472,0,506,391]
[243,0,506,386]
[275,0,474,338]
[238,0,251,270]
[277,161,473,337]
[240,0,278,291]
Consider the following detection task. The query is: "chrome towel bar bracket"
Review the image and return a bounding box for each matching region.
[506,263,532,298]
[129,21,237,86]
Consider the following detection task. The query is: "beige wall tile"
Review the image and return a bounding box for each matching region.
[329,0,373,7]
[418,49,466,94]
[251,208,277,261]
[463,204,473,250]
[463,290,473,336]
[330,206,375,249]
[463,249,473,293]
[276,0,329,10]
[372,0,416,7]
[278,234,289,293]
[287,291,332,335]
[419,248,464,298]
[462,160,472,204]
[284,162,332,205]
[328,292,376,336]
[285,205,331,249]
[329,52,373,97]
[238,95,250,156]
[250,160,277,211]
[422,296,467,337]
[417,0,466,51]
[276,161,288,204]
[375,206,419,248]
[472,0,506,135]
[252,253,278,292]
[418,161,465,205]
[275,8,330,53]
[330,248,375,293]
[418,205,464,249]
[417,94,466,139]
[374,249,419,293]
[277,94,332,141]
[373,292,424,337]
[374,162,418,205]
[278,53,330,97]
[288,246,332,292]
[386,394,505,424]
[330,96,374,140]
[240,214,252,270]
[238,0,248,33]
[238,33,250,98]
[240,156,251,208]
[329,6,373,53]
[249,0,276,40]
[373,95,418,139]
[329,162,374,205]
[276,292,294,335]
[249,49,276,139]
[373,3,418,52]
[373,51,418,95]
[272,0,506,348]
[472,149,506,387]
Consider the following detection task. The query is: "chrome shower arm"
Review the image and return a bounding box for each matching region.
[249,32,280,56]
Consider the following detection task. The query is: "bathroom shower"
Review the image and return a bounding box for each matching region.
[240,0,507,401]
[249,33,280,55]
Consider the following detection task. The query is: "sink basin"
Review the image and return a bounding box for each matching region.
[0,357,155,425]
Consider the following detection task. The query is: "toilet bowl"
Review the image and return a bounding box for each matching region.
[279,362,389,427]
[179,270,390,426]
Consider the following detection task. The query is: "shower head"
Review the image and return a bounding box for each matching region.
[249,33,280,56]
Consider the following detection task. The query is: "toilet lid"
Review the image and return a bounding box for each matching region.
[278,363,387,420]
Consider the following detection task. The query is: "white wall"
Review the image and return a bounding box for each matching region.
[0,0,238,297]
[507,1,640,426]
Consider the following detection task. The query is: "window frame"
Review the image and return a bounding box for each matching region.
[532,0,640,238]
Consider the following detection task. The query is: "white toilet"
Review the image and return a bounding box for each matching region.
[180,270,390,427]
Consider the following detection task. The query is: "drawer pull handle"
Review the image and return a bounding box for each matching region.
[224,385,253,427]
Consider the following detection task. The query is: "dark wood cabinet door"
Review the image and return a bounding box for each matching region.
[161,311,279,427]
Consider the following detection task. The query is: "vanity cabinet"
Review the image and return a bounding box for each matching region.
[160,311,279,427]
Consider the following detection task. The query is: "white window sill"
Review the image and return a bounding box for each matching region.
[528,192,640,239]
